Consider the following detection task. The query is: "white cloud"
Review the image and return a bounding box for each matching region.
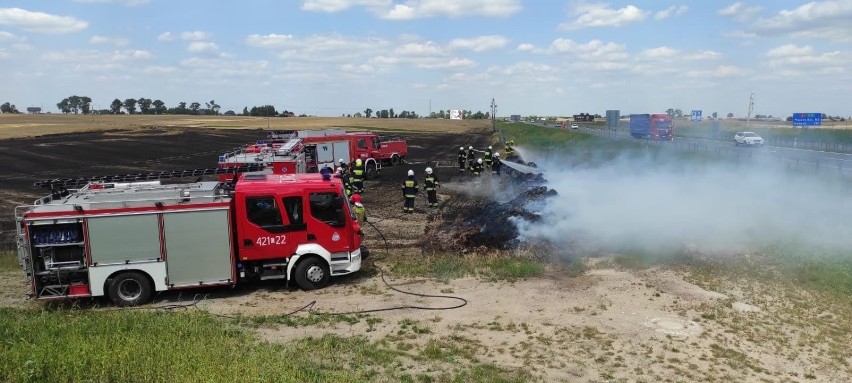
[766,44,813,58]
[640,46,678,59]
[142,66,178,74]
[684,50,721,60]
[685,65,745,78]
[415,57,476,69]
[187,41,219,53]
[448,35,508,52]
[654,5,688,20]
[245,33,295,48]
[765,44,843,69]
[90,35,129,46]
[751,0,852,41]
[179,57,270,77]
[717,2,762,23]
[0,7,88,33]
[547,38,628,60]
[181,31,210,41]
[341,63,375,73]
[396,41,446,56]
[73,0,150,6]
[301,0,390,13]
[157,32,175,42]
[489,61,557,76]
[302,0,522,19]
[516,43,536,52]
[38,49,152,73]
[0,30,22,42]
[560,3,649,29]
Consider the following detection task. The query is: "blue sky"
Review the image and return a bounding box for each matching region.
[0,0,849,117]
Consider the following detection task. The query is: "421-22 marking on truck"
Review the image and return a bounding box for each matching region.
[256,235,287,246]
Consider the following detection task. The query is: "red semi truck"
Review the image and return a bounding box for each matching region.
[629,113,674,141]
[218,129,407,180]
[15,172,365,306]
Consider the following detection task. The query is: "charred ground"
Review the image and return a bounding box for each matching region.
[0,126,552,251]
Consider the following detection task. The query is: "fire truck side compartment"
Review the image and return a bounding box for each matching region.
[162,209,233,287]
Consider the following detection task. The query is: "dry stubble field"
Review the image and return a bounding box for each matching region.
[1,115,850,383]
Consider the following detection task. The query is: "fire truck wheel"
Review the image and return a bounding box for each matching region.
[365,163,378,180]
[294,257,330,290]
[107,271,153,306]
[391,154,400,166]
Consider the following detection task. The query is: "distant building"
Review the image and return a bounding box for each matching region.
[27,107,42,114]
[510,114,521,122]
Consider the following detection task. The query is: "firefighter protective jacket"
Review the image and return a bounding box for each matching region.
[402,176,419,197]
[424,174,439,191]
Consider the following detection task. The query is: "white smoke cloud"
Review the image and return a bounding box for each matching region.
[513,148,852,256]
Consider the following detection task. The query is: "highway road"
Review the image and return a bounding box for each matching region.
[528,121,852,177]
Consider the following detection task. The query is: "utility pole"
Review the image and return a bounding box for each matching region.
[746,92,754,130]
[490,98,497,133]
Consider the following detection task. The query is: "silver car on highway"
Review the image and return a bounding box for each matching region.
[734,131,764,146]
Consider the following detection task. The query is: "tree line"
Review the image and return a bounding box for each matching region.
[1,102,21,113]
[0,95,495,120]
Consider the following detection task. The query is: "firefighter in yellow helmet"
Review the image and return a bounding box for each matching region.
[352,158,364,194]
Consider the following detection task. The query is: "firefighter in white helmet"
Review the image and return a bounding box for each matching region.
[483,146,493,170]
[472,158,483,177]
[492,152,502,175]
[466,146,475,170]
[424,167,439,207]
[402,169,419,213]
[458,146,467,172]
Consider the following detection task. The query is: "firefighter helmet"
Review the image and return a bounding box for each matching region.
[350,194,361,203]
[477,158,482,164]
[355,158,362,166]
[495,152,500,157]
[407,169,414,176]
[488,146,492,150]
[338,158,345,164]
[468,146,473,150]
[425,167,433,174]
[460,146,464,151]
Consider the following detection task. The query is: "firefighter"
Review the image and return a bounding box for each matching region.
[471,158,483,177]
[337,158,348,172]
[505,140,515,158]
[466,145,475,169]
[402,169,418,213]
[337,167,354,197]
[424,167,439,207]
[350,193,367,233]
[458,146,467,172]
[352,158,364,194]
[492,152,502,175]
[483,146,493,170]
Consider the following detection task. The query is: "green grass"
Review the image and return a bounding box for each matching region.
[0,251,19,272]
[381,253,544,282]
[0,308,398,383]
[0,308,534,383]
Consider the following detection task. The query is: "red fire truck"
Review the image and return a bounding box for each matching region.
[218,129,408,180]
[15,172,365,306]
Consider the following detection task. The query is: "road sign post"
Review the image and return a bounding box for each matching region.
[691,110,702,122]
[792,113,822,127]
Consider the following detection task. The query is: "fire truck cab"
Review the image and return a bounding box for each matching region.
[15,173,364,306]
